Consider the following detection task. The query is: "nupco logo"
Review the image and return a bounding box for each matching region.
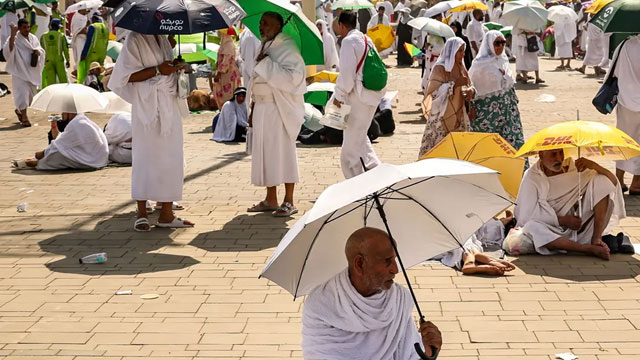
[602,7,614,18]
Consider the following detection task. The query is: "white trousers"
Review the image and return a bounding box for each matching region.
[340,93,381,179]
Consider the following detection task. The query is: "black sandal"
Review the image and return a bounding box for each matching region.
[617,232,634,254]
[602,234,619,253]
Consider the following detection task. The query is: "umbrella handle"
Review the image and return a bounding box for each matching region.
[414,343,439,360]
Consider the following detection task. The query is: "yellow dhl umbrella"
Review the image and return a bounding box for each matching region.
[367,24,396,52]
[585,0,615,14]
[449,0,489,12]
[514,120,640,160]
[306,70,339,84]
[419,132,525,199]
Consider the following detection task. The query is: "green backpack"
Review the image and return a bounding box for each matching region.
[356,36,388,91]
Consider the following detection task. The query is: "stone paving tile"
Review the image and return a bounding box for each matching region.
[0,58,639,359]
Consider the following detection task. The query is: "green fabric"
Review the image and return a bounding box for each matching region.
[40,30,69,87]
[304,91,330,106]
[361,46,387,91]
[77,23,108,84]
[42,56,67,87]
[470,87,525,152]
[591,0,640,33]
[543,34,554,54]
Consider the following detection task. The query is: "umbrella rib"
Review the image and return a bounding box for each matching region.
[325,202,367,225]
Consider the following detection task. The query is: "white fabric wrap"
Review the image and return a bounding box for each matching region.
[302,268,423,360]
[469,30,515,98]
[3,32,45,87]
[213,98,247,142]
[434,37,465,72]
[49,114,109,168]
[610,35,640,111]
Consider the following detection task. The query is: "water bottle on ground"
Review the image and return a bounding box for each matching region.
[79,253,108,264]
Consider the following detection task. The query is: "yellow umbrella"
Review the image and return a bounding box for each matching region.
[449,0,489,12]
[306,70,339,84]
[419,132,526,199]
[367,24,396,52]
[585,0,615,14]
[514,120,640,160]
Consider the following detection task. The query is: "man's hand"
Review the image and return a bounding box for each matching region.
[158,60,183,75]
[419,321,442,357]
[34,150,45,160]
[10,24,18,36]
[333,98,342,108]
[560,215,582,231]
[575,158,599,173]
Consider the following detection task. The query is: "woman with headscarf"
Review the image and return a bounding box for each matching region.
[468,30,525,151]
[396,8,413,66]
[418,37,474,157]
[315,19,339,71]
[212,87,248,142]
[450,21,473,69]
[212,29,242,109]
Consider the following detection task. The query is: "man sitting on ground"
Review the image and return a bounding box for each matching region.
[104,112,132,164]
[515,150,625,260]
[212,87,248,142]
[302,227,442,359]
[12,113,108,170]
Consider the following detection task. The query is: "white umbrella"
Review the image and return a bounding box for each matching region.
[502,0,549,32]
[408,17,456,38]
[332,0,374,10]
[30,83,108,113]
[65,0,103,14]
[548,4,579,23]
[423,0,464,18]
[94,92,132,114]
[306,82,335,93]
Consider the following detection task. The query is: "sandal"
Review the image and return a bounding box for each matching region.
[247,200,278,212]
[156,217,194,228]
[555,65,566,71]
[155,201,184,210]
[11,159,33,170]
[535,78,545,84]
[134,217,151,232]
[272,202,298,217]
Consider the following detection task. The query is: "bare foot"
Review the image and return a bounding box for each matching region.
[488,259,516,272]
[462,264,505,276]
[24,158,38,167]
[157,215,195,226]
[590,244,611,260]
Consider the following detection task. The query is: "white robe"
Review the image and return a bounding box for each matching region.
[104,113,133,164]
[367,14,390,30]
[466,19,485,56]
[108,33,188,202]
[3,32,45,109]
[0,12,18,52]
[250,32,306,187]
[582,23,606,67]
[316,20,339,72]
[212,98,247,142]
[554,20,576,59]
[302,268,423,360]
[515,159,625,255]
[513,28,539,72]
[335,29,383,179]
[38,114,109,169]
[70,12,88,69]
[238,29,261,107]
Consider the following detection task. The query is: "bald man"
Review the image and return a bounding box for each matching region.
[302,227,442,359]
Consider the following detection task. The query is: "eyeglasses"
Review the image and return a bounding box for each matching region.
[494,41,507,46]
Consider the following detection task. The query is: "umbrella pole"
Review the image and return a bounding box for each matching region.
[361,158,439,360]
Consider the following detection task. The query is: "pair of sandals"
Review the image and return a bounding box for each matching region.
[15,110,31,127]
[248,200,298,217]
[134,201,192,232]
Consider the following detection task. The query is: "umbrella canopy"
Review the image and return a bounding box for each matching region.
[238,0,323,65]
[0,0,34,11]
[419,132,526,199]
[65,0,102,14]
[484,21,505,30]
[173,43,219,62]
[332,0,373,10]
[502,0,549,32]
[407,16,456,38]
[307,70,338,83]
[106,40,122,61]
[408,0,428,16]
[423,0,464,18]
[112,0,245,35]
[304,82,335,106]
[260,159,512,298]
[449,0,489,12]
[514,120,640,160]
[585,0,614,14]
[404,42,424,57]
[30,83,108,113]
[500,25,513,35]
[548,4,579,23]
[366,24,396,51]
[93,91,132,114]
[591,0,640,33]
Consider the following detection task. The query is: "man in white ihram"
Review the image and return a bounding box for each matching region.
[302,227,442,359]
[333,11,384,179]
[238,26,261,109]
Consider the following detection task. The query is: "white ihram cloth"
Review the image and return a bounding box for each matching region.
[38,114,109,170]
[250,32,306,187]
[554,19,576,59]
[513,28,539,72]
[469,30,515,98]
[466,19,485,56]
[302,268,423,360]
[104,112,133,164]
[335,29,384,179]
[514,158,625,255]
[3,32,45,109]
[582,22,606,67]
[0,12,18,51]
[611,36,640,173]
[316,19,339,71]
[212,97,247,142]
[108,33,188,202]
[367,13,390,30]
[238,28,261,108]
[71,12,88,69]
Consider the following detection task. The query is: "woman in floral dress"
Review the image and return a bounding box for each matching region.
[213,30,242,109]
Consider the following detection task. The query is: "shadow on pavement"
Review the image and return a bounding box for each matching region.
[38,211,199,275]
[189,213,289,252]
[511,254,640,281]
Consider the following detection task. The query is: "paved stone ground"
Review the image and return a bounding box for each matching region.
[0,57,639,360]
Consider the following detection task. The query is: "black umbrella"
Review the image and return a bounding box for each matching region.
[111,0,245,35]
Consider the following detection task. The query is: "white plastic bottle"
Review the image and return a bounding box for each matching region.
[79,253,108,264]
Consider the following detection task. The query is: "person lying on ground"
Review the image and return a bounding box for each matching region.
[302,227,442,359]
[211,87,248,142]
[514,149,625,260]
[104,112,132,164]
[12,112,108,170]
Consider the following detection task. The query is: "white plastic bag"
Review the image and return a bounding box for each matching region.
[177,70,190,99]
[320,94,350,130]
[502,227,536,255]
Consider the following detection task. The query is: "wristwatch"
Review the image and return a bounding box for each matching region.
[155,65,161,77]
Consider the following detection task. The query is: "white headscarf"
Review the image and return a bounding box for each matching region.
[434,37,465,72]
[469,30,515,97]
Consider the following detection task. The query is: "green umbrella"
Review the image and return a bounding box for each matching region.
[237,0,324,65]
[0,0,34,11]
[608,32,638,58]
[484,21,504,30]
[107,40,122,61]
[500,25,513,36]
[304,82,335,106]
[591,0,640,33]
